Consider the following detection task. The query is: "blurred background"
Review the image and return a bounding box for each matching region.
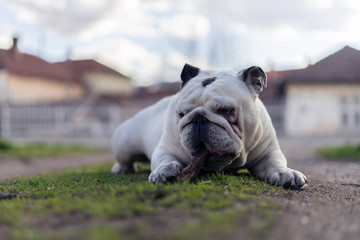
[0,0,360,144]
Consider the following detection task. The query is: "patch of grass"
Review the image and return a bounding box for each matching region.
[318,144,360,161]
[0,163,284,240]
[0,140,96,158]
[0,140,14,150]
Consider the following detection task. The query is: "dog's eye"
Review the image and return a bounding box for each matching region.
[219,107,234,115]
[178,112,185,119]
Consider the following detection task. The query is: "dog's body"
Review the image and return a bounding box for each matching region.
[112,64,308,188]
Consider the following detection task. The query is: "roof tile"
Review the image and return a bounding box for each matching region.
[278,46,360,83]
[0,42,129,83]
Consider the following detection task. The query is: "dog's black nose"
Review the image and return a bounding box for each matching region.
[191,115,209,151]
[192,114,208,130]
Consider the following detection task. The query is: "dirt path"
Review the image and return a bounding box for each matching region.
[270,137,360,240]
[0,150,114,181]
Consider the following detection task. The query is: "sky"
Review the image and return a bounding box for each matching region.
[0,0,360,86]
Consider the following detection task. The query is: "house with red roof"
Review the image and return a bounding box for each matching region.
[0,38,132,104]
[57,59,133,101]
[271,46,360,136]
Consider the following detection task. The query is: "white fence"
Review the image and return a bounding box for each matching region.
[0,104,125,139]
[0,100,285,139]
[265,99,285,135]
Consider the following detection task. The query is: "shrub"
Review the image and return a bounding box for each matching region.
[318,144,360,160]
[0,140,14,151]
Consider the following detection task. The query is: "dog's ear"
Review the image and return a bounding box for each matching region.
[181,63,200,88]
[239,66,267,97]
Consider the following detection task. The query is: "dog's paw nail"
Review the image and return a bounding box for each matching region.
[299,178,305,186]
[176,166,181,174]
[160,174,166,182]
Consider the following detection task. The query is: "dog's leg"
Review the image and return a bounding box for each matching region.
[249,149,308,188]
[111,153,138,174]
[148,146,184,183]
[111,124,142,174]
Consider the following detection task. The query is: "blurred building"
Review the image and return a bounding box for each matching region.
[0,37,133,104]
[57,59,133,103]
[270,46,360,136]
[2,37,359,138]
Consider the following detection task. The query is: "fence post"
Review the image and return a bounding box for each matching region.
[109,106,121,134]
[264,98,285,135]
[55,105,65,136]
[0,103,11,138]
[0,105,2,139]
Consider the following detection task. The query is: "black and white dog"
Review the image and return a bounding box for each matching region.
[112,64,308,188]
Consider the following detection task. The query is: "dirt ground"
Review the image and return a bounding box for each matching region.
[270,137,360,240]
[0,150,114,181]
[1,137,360,239]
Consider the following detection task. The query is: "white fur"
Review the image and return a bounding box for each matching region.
[112,69,308,188]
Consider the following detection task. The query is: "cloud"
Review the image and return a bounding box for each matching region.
[272,25,301,42]
[2,0,360,85]
[0,24,12,48]
[158,13,210,39]
[77,1,160,41]
[3,0,117,36]
[72,37,163,86]
[194,0,354,31]
[1,0,214,42]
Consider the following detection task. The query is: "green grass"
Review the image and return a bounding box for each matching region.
[318,144,360,161]
[0,163,285,240]
[0,140,96,158]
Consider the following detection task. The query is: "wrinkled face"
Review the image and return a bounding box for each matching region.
[176,65,266,171]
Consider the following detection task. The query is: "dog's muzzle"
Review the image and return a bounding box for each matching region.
[180,114,241,171]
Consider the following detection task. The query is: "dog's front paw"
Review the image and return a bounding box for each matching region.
[149,161,183,183]
[266,168,308,189]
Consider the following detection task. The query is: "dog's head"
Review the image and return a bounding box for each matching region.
[176,63,267,171]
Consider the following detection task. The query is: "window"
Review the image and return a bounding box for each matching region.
[355,112,360,127]
[340,95,360,128]
[354,96,359,104]
[340,96,347,105]
[341,112,348,127]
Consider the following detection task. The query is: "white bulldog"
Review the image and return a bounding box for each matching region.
[112,64,308,188]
